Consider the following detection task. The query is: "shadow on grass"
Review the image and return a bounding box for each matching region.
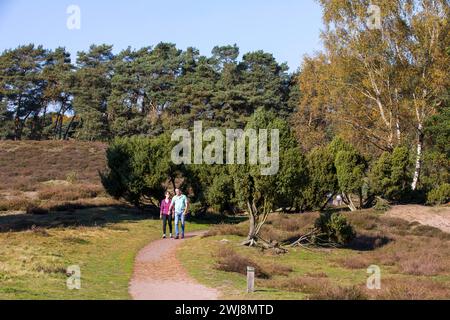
[0,205,156,233]
[346,234,392,251]
[189,214,247,226]
[0,204,245,233]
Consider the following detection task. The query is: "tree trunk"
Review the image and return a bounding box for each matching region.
[242,200,270,247]
[63,115,75,140]
[243,201,257,245]
[342,193,357,211]
[170,177,176,193]
[359,189,363,210]
[411,124,424,191]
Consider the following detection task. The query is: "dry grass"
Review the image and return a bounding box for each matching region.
[0,140,106,191]
[0,141,118,213]
[260,276,367,300]
[376,237,450,276]
[38,184,104,201]
[310,285,368,300]
[215,246,269,278]
[0,198,34,211]
[215,246,292,279]
[371,278,449,300]
[203,208,450,299]
[203,223,248,238]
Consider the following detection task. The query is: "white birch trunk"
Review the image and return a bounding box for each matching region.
[411,123,424,191]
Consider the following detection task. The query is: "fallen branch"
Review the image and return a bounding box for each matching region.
[288,228,340,250]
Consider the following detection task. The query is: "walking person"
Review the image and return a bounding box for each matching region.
[160,191,173,239]
[169,188,189,239]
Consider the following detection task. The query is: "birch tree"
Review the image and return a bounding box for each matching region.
[300,0,450,189]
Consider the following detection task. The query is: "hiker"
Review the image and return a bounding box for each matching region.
[169,188,189,239]
[160,191,173,239]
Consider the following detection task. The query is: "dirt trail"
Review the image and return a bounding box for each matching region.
[129,231,220,300]
[386,205,450,233]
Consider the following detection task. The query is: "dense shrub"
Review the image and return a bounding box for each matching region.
[101,135,179,206]
[314,212,356,245]
[373,197,391,211]
[335,150,366,206]
[369,146,411,201]
[302,146,337,210]
[421,151,450,191]
[427,183,450,205]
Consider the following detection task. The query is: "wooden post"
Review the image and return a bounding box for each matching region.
[247,266,255,293]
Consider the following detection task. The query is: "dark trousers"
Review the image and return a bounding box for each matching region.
[162,214,172,235]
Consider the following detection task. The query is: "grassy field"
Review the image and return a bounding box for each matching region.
[0,207,208,299]
[1,141,449,300]
[178,209,450,300]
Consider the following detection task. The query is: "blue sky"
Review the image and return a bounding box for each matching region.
[0,0,324,71]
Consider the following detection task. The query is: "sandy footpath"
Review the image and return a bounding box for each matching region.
[129,231,220,300]
[386,205,450,233]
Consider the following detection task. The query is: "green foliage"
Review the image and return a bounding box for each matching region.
[369,152,392,196]
[72,45,114,141]
[231,108,306,209]
[425,104,450,158]
[302,146,337,210]
[277,147,309,209]
[100,135,181,206]
[0,43,294,141]
[373,197,391,212]
[188,164,234,213]
[335,150,366,197]
[0,44,49,140]
[229,108,308,241]
[390,147,410,192]
[205,173,234,213]
[314,212,355,245]
[187,201,205,216]
[369,146,411,201]
[426,184,450,206]
[421,151,450,191]
[327,136,355,158]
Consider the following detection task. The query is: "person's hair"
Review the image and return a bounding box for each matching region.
[165,191,171,196]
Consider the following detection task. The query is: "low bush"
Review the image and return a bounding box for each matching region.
[215,246,269,278]
[314,212,356,245]
[373,197,391,211]
[427,183,450,205]
[310,285,367,300]
[214,246,292,279]
[0,198,32,211]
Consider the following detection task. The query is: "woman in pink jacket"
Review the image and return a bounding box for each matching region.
[160,191,173,239]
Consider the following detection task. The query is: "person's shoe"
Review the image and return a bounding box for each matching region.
[170,234,173,239]
[181,234,185,239]
[162,234,166,239]
[175,235,179,240]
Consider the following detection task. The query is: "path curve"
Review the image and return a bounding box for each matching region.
[129,231,220,300]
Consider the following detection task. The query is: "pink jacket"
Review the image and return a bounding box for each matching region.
[160,199,171,215]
